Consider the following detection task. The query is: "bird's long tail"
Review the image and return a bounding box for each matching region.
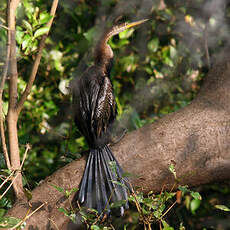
[74,145,129,215]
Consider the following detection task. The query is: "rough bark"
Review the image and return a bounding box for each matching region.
[6,58,230,229]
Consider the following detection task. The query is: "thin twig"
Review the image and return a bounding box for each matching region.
[160,200,177,220]
[0,144,30,198]
[11,202,47,229]
[48,218,60,230]
[16,0,59,114]
[10,206,31,230]
[20,143,31,169]
[23,202,46,220]
[0,170,14,190]
[0,24,9,30]
[0,171,20,199]
[110,224,116,230]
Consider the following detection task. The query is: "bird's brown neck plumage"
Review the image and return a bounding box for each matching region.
[94,32,114,75]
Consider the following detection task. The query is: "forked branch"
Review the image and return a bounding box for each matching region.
[16,0,59,114]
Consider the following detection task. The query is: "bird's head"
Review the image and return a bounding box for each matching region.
[95,19,148,73]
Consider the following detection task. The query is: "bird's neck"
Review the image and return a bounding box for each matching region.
[94,43,114,75]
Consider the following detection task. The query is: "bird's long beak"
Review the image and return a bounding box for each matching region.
[125,19,149,29]
[104,19,149,42]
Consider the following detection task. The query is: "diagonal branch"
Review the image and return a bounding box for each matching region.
[16,0,59,115]
[6,58,230,229]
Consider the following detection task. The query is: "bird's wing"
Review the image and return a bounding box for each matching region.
[93,76,116,138]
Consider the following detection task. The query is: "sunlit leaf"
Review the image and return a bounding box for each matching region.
[162,220,174,230]
[190,191,202,200]
[59,79,69,95]
[169,164,177,179]
[22,34,32,50]
[215,205,230,212]
[16,28,24,45]
[22,19,33,34]
[34,26,49,38]
[39,12,52,25]
[190,199,201,214]
[119,28,134,39]
[91,225,100,230]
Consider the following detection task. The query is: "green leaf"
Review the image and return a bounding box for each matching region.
[34,26,49,38]
[91,225,100,230]
[23,0,34,19]
[164,191,176,201]
[190,199,201,214]
[83,27,96,44]
[178,185,189,195]
[58,207,70,217]
[169,164,177,179]
[24,188,33,201]
[162,220,174,230]
[0,169,11,175]
[215,205,230,212]
[0,216,22,228]
[22,34,32,50]
[22,19,33,34]
[0,209,5,218]
[164,57,174,67]
[59,79,69,95]
[119,28,134,39]
[50,184,65,194]
[142,206,151,215]
[179,222,186,230]
[39,12,52,25]
[144,66,153,75]
[16,28,24,45]
[110,200,127,208]
[65,187,78,198]
[147,38,159,52]
[190,191,202,200]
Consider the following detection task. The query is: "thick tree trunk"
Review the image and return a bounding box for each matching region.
[6,58,230,229]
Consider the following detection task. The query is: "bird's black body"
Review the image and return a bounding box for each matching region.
[72,65,116,148]
[71,19,147,215]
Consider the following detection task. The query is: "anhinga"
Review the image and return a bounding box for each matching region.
[71,19,148,215]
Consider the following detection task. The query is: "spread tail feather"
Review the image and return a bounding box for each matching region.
[74,145,129,215]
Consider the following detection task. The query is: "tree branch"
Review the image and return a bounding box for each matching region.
[6,57,230,229]
[16,0,59,115]
[0,17,11,170]
[4,0,58,199]
[6,0,24,198]
[8,0,20,110]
